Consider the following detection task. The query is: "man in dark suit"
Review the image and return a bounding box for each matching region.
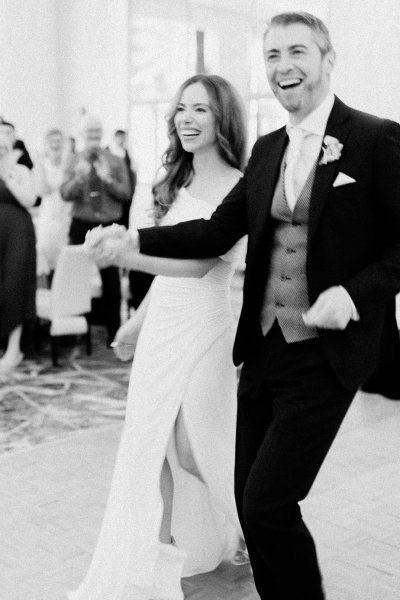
[97,12,400,600]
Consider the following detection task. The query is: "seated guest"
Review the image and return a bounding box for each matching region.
[35,128,72,278]
[60,115,131,344]
[0,132,36,377]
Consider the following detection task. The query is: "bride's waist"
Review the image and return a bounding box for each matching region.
[152,275,230,295]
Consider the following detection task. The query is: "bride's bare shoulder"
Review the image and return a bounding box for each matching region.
[222,166,243,190]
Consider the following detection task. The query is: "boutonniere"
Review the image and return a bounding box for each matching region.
[319,135,343,165]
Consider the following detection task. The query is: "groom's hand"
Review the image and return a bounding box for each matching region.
[302,286,355,330]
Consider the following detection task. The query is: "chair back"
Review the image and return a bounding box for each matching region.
[51,245,93,317]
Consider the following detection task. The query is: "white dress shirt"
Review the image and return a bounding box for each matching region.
[285,92,335,210]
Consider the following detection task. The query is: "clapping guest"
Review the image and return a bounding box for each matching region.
[35,128,72,277]
[60,115,131,343]
[0,132,36,377]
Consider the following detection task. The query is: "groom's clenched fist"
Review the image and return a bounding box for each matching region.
[302,286,359,330]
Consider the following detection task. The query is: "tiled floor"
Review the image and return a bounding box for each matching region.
[0,336,399,599]
[0,329,130,453]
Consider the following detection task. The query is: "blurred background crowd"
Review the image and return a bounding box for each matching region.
[0,113,157,375]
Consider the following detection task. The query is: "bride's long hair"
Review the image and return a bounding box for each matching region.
[152,74,247,223]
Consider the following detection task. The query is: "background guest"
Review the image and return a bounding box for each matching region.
[34,128,72,279]
[109,128,153,311]
[0,119,34,170]
[0,132,36,377]
[109,128,137,226]
[60,115,131,344]
[67,135,77,156]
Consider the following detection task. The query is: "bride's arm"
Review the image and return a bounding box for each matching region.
[86,229,220,278]
[129,285,152,325]
[122,251,220,278]
[112,287,152,360]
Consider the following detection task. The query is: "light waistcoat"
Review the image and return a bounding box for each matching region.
[260,150,318,342]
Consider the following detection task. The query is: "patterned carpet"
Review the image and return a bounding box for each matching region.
[0,327,131,454]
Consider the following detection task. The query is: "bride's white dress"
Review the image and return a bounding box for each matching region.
[69,188,243,600]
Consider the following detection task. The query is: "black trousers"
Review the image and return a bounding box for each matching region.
[235,322,357,600]
[69,218,121,342]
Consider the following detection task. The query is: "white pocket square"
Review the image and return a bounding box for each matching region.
[333,172,356,187]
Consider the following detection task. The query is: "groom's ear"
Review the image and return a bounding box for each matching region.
[324,49,336,75]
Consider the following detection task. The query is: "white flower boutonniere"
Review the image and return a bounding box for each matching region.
[319,135,343,165]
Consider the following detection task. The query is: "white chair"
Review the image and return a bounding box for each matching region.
[36,245,95,365]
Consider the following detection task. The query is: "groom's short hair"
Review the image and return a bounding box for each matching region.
[264,12,334,57]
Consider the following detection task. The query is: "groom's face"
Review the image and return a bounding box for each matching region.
[263,23,335,123]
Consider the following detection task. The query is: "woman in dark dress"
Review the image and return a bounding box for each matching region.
[0,132,36,377]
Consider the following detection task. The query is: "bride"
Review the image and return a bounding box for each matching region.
[69,74,248,600]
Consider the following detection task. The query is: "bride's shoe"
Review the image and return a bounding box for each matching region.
[231,539,250,566]
[231,547,250,565]
[151,538,186,600]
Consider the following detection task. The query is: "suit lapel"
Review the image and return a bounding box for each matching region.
[307,97,352,251]
[252,127,287,237]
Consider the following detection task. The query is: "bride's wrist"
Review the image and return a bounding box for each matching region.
[127,229,139,252]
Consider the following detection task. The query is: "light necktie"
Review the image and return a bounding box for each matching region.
[284,126,306,211]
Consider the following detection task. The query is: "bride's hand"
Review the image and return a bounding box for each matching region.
[84,225,130,268]
[111,314,142,361]
[85,224,127,248]
[86,231,139,269]
[84,237,124,268]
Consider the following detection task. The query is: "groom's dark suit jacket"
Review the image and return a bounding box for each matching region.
[139,97,400,397]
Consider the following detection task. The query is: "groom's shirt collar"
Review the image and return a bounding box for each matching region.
[287,92,335,137]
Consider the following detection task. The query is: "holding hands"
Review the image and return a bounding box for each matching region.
[84,224,139,269]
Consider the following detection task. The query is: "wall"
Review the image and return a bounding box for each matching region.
[329,0,400,121]
[0,0,399,154]
[0,0,59,152]
[55,0,129,145]
[0,0,129,152]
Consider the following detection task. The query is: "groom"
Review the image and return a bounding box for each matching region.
[131,12,400,600]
